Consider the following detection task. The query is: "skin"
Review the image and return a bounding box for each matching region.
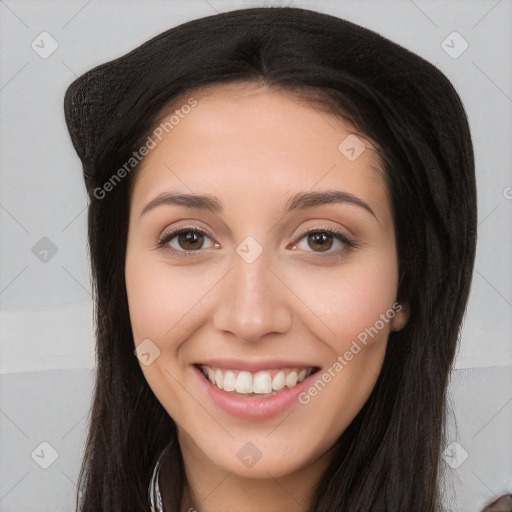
[124,81,408,512]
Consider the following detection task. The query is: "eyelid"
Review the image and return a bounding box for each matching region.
[167,224,216,240]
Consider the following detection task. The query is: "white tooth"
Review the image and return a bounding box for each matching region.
[298,369,307,382]
[205,366,215,383]
[272,370,285,391]
[223,370,236,391]
[235,371,253,393]
[285,371,298,388]
[253,372,272,394]
[214,369,223,388]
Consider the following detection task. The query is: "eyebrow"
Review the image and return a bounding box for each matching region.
[140,189,376,219]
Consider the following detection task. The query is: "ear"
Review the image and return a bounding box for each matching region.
[390,301,409,332]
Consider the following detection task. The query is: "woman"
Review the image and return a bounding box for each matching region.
[64,7,478,511]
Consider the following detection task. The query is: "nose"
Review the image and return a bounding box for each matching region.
[212,248,293,344]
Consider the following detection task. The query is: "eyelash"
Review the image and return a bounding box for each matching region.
[156,225,359,260]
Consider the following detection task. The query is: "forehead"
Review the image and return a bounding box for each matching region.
[130,82,388,219]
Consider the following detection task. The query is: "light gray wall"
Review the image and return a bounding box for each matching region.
[0,1,511,511]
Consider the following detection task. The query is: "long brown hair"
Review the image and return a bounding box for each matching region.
[64,7,477,511]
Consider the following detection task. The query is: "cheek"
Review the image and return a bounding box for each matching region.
[124,256,200,415]
[125,257,205,342]
[286,248,399,351]
[125,261,166,340]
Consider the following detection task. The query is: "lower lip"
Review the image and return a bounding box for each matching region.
[193,366,318,420]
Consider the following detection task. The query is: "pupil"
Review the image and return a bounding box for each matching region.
[179,231,203,250]
[309,232,332,252]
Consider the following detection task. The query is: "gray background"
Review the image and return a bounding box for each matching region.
[0,0,511,510]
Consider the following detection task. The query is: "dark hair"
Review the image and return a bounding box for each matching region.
[64,6,477,511]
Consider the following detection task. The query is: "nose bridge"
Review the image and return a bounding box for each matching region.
[212,245,292,342]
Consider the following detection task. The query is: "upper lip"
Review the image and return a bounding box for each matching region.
[194,359,320,372]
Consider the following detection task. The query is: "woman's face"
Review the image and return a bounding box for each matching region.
[125,82,407,480]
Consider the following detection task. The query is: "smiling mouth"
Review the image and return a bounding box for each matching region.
[195,364,320,397]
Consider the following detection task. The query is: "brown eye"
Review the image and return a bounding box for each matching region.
[291,228,358,258]
[307,232,334,252]
[176,231,205,251]
[157,227,217,257]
